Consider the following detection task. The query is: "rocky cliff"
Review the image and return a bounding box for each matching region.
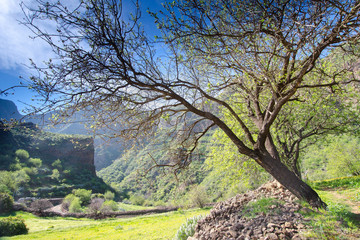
[0,99,22,120]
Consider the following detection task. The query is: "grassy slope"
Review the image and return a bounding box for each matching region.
[300,176,360,239]
[1,208,209,240]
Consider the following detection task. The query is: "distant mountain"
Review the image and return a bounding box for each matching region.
[0,99,22,120]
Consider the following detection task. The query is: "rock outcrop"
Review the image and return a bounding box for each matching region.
[0,99,22,120]
[191,181,311,240]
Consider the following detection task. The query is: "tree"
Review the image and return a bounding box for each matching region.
[28,158,42,168]
[271,49,360,178]
[50,169,60,181]
[14,149,29,163]
[21,0,360,208]
[324,135,360,177]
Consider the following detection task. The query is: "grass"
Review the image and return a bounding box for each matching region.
[117,202,154,211]
[299,201,360,239]
[310,175,360,190]
[300,176,360,239]
[241,197,284,218]
[0,208,210,240]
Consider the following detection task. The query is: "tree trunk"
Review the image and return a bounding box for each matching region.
[292,161,302,179]
[254,151,326,208]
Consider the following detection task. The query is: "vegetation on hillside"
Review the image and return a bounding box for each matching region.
[0,123,110,198]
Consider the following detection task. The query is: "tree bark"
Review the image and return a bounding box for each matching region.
[253,151,326,209]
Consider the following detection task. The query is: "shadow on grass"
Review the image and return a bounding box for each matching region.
[0,211,18,217]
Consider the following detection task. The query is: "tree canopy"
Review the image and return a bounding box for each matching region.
[20,0,360,207]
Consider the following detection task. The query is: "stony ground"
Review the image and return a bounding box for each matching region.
[190,181,312,240]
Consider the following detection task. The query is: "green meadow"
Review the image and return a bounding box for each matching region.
[1,208,209,240]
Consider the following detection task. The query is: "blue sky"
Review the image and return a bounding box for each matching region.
[0,0,163,113]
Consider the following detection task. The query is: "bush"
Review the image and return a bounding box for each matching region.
[188,186,209,208]
[15,149,29,162]
[0,185,10,194]
[28,158,42,168]
[104,191,115,201]
[62,193,77,211]
[91,193,105,199]
[50,169,60,181]
[129,193,145,206]
[69,197,82,213]
[52,159,62,170]
[174,215,203,240]
[9,163,22,171]
[30,199,53,211]
[0,192,14,213]
[0,217,28,237]
[88,198,105,214]
[72,189,92,205]
[101,200,118,212]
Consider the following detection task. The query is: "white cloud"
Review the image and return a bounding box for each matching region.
[0,0,78,73]
[0,1,45,70]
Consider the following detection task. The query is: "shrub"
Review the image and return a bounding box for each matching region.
[0,192,14,213]
[15,149,29,162]
[50,169,60,181]
[72,189,92,205]
[104,191,115,201]
[129,193,145,206]
[62,193,77,211]
[0,185,10,195]
[9,163,21,171]
[0,217,28,237]
[30,199,53,211]
[91,193,105,199]
[69,197,82,213]
[188,186,209,208]
[174,215,203,240]
[52,159,62,170]
[22,167,34,176]
[101,200,118,213]
[28,158,42,168]
[88,198,105,214]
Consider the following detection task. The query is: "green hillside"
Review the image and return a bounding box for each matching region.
[0,121,109,198]
[98,129,211,204]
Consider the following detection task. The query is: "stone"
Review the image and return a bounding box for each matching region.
[301,207,313,214]
[229,229,238,238]
[297,223,305,229]
[267,233,279,240]
[291,234,302,240]
[267,223,279,228]
[191,180,308,240]
[284,221,292,228]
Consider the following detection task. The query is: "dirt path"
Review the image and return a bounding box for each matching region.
[325,190,360,214]
[48,204,65,214]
